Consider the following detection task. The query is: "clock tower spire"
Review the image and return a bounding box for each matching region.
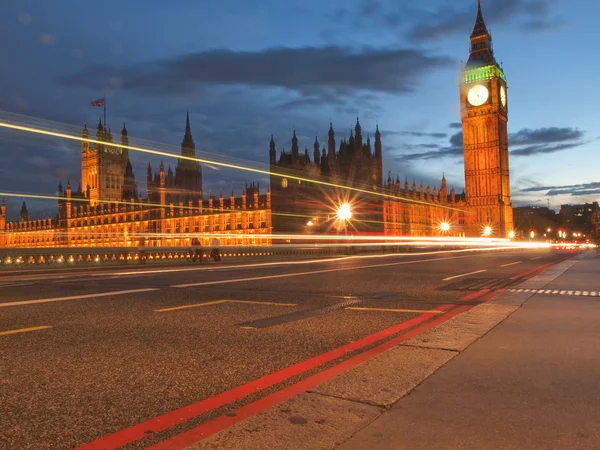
[460,0,513,237]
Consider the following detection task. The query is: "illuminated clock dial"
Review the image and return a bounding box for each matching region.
[500,85,507,107]
[467,85,489,106]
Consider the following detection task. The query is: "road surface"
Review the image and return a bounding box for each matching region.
[0,247,570,449]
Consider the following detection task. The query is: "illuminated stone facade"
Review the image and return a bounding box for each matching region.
[0,114,272,249]
[459,2,514,237]
[382,176,467,237]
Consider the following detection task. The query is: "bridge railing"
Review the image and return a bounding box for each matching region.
[0,241,534,271]
[0,243,459,268]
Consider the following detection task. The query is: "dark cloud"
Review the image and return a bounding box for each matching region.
[336,0,562,41]
[519,182,600,197]
[449,122,462,129]
[395,126,586,162]
[509,127,586,156]
[400,131,447,139]
[62,46,453,97]
[510,127,584,146]
[398,146,463,162]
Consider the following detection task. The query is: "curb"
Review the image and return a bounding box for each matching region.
[181,257,578,450]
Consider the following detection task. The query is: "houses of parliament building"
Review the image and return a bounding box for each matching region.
[0,1,513,249]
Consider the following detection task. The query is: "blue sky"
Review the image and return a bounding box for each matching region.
[0,0,598,218]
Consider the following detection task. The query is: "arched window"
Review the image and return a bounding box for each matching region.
[282,178,288,188]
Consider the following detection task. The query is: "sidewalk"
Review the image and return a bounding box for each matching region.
[340,251,600,449]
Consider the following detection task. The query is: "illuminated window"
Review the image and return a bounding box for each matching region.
[282,178,288,188]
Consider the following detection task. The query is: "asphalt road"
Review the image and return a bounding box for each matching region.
[0,247,572,449]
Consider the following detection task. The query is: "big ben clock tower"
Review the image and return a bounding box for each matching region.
[460,0,513,237]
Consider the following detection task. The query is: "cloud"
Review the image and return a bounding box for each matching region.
[519,181,600,197]
[400,131,447,139]
[394,126,586,162]
[449,122,462,129]
[510,127,584,146]
[62,46,453,97]
[337,0,562,42]
[509,127,586,156]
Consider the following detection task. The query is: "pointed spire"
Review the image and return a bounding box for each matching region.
[185,110,191,135]
[471,0,489,39]
[121,122,128,135]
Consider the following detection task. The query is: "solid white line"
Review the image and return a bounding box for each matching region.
[531,256,543,260]
[442,270,487,282]
[173,255,482,288]
[111,247,514,278]
[0,282,36,288]
[500,261,522,268]
[0,288,160,308]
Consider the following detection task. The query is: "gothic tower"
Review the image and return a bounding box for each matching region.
[174,111,202,202]
[460,0,513,237]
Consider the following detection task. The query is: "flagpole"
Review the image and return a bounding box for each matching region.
[103,96,107,129]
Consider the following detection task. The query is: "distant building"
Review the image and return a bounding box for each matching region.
[0,114,272,249]
[513,206,558,239]
[269,124,467,237]
[559,203,599,233]
[269,1,512,238]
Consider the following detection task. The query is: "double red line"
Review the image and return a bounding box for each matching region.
[78,256,567,449]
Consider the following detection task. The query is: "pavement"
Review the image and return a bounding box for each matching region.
[0,246,587,449]
[340,251,600,450]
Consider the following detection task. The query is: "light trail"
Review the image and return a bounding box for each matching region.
[0,115,465,212]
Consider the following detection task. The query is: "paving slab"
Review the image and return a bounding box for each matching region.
[310,346,456,408]
[185,392,381,450]
[340,259,600,450]
[401,303,518,352]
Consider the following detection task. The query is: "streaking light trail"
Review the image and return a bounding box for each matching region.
[0,114,465,212]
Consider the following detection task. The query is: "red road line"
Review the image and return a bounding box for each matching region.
[149,305,473,450]
[509,256,569,280]
[459,290,490,302]
[77,302,462,449]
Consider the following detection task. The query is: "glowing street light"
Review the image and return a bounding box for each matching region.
[306,221,314,227]
[530,230,536,239]
[337,203,352,221]
[508,231,515,239]
[483,226,492,237]
[440,222,451,232]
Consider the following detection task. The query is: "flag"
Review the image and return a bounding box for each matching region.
[91,98,105,107]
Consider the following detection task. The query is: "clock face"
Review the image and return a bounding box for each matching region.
[467,85,489,106]
[500,85,507,107]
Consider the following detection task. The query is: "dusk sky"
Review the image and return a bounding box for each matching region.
[1,0,598,218]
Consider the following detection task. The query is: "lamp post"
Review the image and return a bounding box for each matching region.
[337,203,352,253]
[337,203,352,234]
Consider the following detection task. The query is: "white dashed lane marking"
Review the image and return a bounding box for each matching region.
[508,289,599,297]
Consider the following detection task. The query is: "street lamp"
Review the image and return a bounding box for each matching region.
[483,226,492,237]
[440,222,451,232]
[337,203,352,221]
[508,231,515,239]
